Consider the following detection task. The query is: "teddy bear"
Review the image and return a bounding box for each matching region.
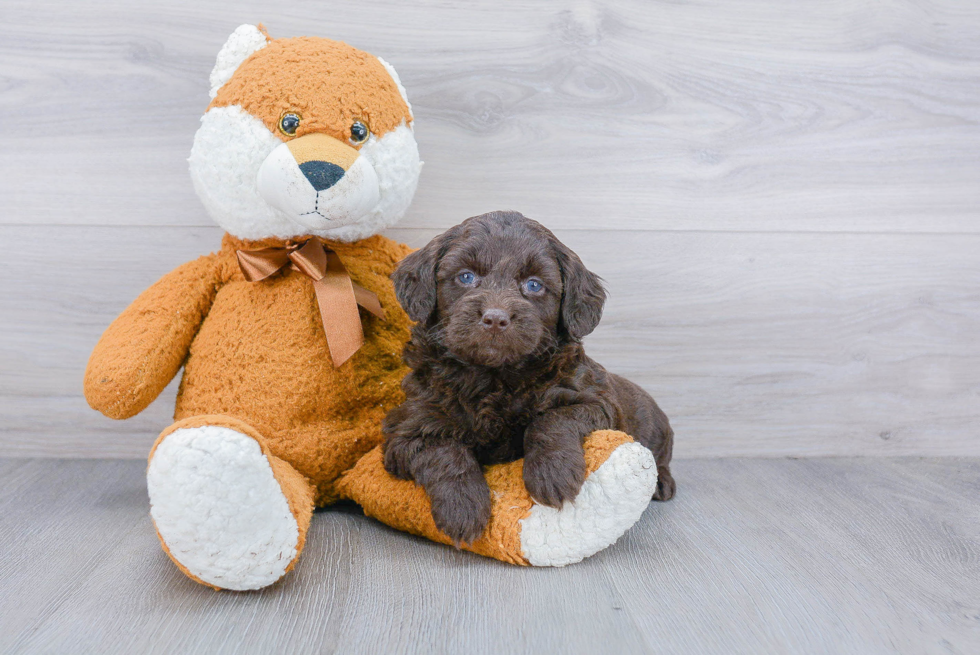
[83,24,660,591]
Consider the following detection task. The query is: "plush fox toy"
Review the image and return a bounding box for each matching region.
[84,25,658,591]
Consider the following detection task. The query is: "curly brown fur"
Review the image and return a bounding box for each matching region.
[382,211,675,545]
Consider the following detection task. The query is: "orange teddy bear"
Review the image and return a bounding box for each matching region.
[84,25,659,590]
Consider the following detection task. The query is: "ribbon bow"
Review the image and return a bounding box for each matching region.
[236,237,385,367]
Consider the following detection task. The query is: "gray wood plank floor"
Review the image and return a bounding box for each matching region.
[1,457,977,654]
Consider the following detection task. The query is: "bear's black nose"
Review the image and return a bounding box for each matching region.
[299,160,346,191]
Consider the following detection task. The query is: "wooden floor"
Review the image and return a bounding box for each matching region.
[1,457,977,654]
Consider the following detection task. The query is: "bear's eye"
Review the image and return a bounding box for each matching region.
[457,270,477,286]
[279,112,301,136]
[349,120,370,145]
[523,278,544,294]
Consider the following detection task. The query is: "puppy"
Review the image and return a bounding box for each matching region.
[383,211,675,544]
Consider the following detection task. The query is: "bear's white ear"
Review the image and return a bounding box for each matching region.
[377,56,413,120]
[209,24,270,99]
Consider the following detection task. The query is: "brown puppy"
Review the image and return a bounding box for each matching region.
[383,211,675,544]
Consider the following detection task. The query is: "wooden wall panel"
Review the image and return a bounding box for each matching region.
[2,0,979,456]
[2,226,977,458]
[1,0,979,232]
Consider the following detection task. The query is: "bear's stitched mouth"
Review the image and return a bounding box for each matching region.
[299,193,332,222]
[257,141,382,230]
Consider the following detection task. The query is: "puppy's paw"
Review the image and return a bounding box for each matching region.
[428,478,492,546]
[382,439,415,481]
[523,448,587,508]
[652,466,676,501]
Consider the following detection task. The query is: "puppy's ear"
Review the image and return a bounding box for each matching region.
[392,228,458,324]
[552,237,606,340]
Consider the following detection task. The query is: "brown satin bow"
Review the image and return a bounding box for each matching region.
[236,237,385,367]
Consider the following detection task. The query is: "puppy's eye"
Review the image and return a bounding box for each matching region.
[279,112,301,136]
[523,278,544,294]
[457,270,477,286]
[349,120,370,145]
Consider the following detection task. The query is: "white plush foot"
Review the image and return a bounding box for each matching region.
[147,426,300,590]
[519,442,658,566]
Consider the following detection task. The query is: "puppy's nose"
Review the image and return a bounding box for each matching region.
[481,309,511,332]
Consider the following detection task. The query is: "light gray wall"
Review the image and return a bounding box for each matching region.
[2,0,978,458]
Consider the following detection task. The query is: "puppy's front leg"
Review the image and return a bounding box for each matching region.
[524,404,608,507]
[387,435,491,546]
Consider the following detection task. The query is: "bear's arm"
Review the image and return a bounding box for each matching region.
[83,254,221,420]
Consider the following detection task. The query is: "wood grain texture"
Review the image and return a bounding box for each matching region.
[1,0,979,232]
[2,225,977,458]
[2,1,980,458]
[1,457,977,654]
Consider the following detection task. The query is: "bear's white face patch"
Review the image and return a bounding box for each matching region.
[256,140,381,230]
[189,105,421,242]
